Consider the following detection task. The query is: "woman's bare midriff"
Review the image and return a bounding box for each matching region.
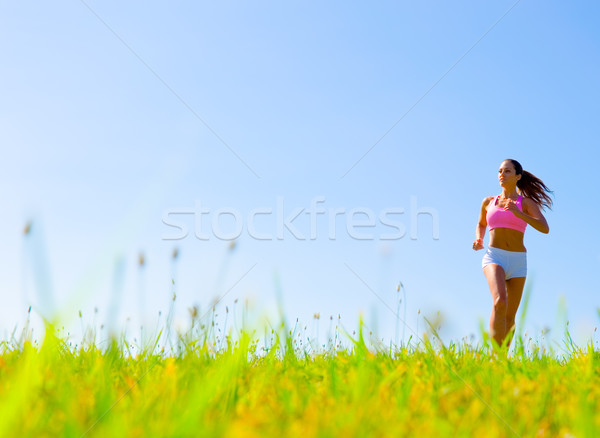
[489,228,526,252]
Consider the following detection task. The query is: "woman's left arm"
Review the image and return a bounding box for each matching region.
[506,198,549,234]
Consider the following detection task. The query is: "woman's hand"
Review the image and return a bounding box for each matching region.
[472,238,484,251]
[503,199,522,217]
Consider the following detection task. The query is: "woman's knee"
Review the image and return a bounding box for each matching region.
[493,295,507,313]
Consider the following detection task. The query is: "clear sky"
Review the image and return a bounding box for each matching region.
[1,1,599,349]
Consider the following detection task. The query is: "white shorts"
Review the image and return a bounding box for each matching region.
[482,247,527,280]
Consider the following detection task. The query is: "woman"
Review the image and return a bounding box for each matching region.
[473,159,553,348]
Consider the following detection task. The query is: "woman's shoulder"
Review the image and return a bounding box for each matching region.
[520,196,541,212]
[520,196,535,206]
[481,195,495,209]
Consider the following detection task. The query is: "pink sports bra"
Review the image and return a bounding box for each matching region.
[486,195,527,233]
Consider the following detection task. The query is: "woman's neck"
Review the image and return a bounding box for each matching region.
[500,188,519,199]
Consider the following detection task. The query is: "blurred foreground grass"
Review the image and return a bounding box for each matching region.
[0,318,599,438]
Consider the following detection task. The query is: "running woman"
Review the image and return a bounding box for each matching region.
[473,159,553,347]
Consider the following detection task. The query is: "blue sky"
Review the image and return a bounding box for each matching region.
[1,1,599,348]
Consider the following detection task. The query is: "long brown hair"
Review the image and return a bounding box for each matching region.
[506,159,554,210]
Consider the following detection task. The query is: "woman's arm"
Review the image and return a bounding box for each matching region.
[473,196,493,250]
[506,198,549,234]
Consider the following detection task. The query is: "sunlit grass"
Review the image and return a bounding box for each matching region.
[0,311,599,438]
[10,226,600,437]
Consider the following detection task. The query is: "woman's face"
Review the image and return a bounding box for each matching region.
[498,161,521,188]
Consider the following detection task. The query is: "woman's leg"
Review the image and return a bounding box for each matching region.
[504,276,526,348]
[483,264,507,346]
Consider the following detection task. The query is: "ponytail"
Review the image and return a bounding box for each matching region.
[508,159,554,210]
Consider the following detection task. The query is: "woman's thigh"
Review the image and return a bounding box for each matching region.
[505,277,526,321]
[483,264,507,301]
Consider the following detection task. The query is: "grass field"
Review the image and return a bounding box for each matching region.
[1,311,599,438]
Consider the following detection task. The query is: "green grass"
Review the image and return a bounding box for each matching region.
[1,315,599,438]
[14,222,597,436]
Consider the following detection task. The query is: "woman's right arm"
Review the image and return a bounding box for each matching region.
[473,196,492,250]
